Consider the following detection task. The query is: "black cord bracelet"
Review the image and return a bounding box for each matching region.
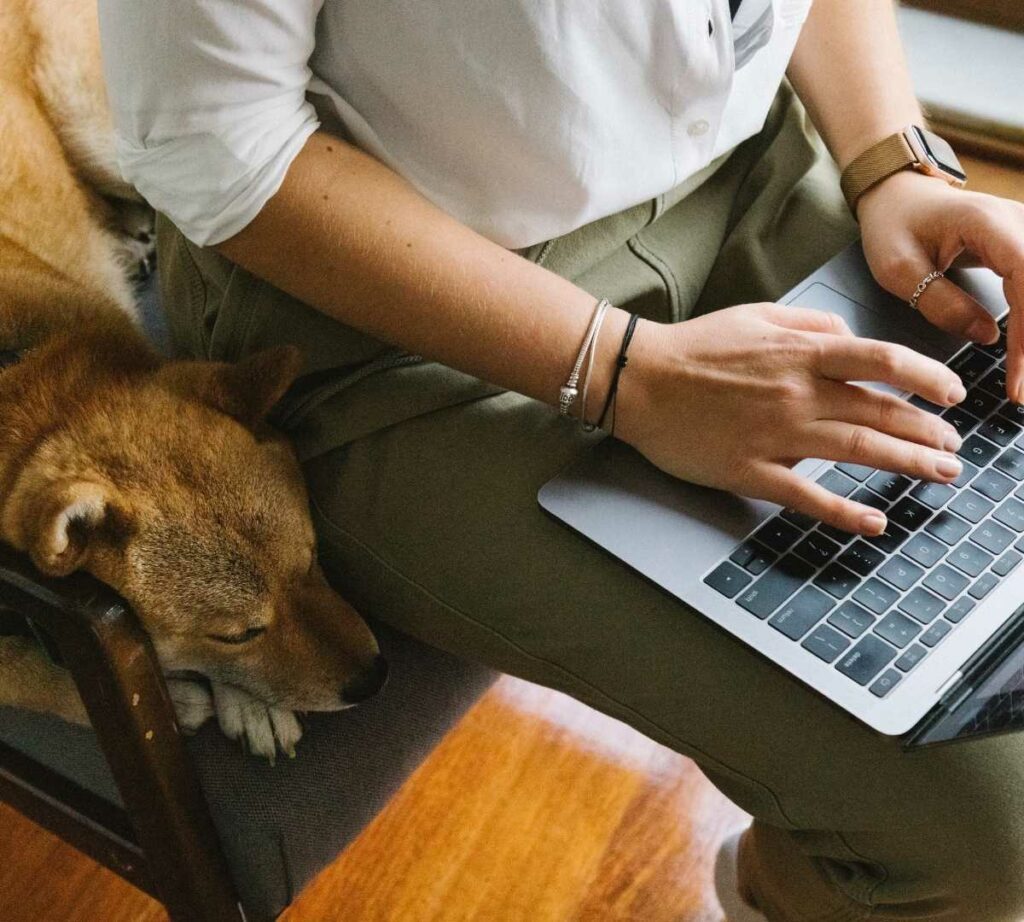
[595,312,640,434]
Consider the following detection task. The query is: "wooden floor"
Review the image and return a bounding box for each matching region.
[0,157,1020,922]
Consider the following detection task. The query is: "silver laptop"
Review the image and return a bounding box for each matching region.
[539,240,1024,748]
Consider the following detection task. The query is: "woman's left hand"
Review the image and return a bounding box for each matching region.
[858,169,1024,400]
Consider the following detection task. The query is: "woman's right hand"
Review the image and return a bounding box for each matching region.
[614,302,968,537]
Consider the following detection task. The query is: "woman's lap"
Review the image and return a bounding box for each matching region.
[158,82,1024,919]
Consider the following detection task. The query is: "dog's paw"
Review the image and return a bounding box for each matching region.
[166,679,215,733]
[109,200,156,278]
[211,683,303,763]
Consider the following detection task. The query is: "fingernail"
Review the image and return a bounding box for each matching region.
[967,321,999,344]
[935,454,963,479]
[943,429,962,452]
[860,512,887,535]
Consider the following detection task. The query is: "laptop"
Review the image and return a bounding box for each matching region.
[538,240,1024,748]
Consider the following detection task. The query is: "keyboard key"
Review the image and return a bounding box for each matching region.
[958,435,1000,467]
[971,520,1015,555]
[836,635,898,685]
[854,578,900,615]
[949,490,994,524]
[978,366,1007,397]
[1001,402,1024,425]
[753,518,803,553]
[994,498,1024,533]
[865,521,909,555]
[979,334,1007,360]
[909,395,943,414]
[979,415,1021,447]
[818,524,855,546]
[953,460,979,489]
[866,472,911,502]
[962,387,1001,420]
[793,532,842,568]
[875,611,922,648]
[851,487,889,512]
[781,508,817,530]
[924,511,971,546]
[945,596,976,623]
[889,497,932,531]
[972,469,1015,502]
[828,600,876,638]
[920,621,952,647]
[993,550,1023,577]
[947,541,993,578]
[951,347,994,386]
[870,669,904,698]
[942,405,979,437]
[837,541,885,576]
[895,644,928,672]
[877,556,923,592]
[901,533,947,569]
[910,481,955,510]
[970,572,999,599]
[769,587,835,640]
[705,562,753,597]
[923,564,971,600]
[995,448,1024,480]
[802,625,851,663]
[898,587,946,624]
[736,555,815,619]
[813,562,861,599]
[836,462,874,482]
[817,469,856,497]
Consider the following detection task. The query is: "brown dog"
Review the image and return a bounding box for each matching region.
[0,0,385,758]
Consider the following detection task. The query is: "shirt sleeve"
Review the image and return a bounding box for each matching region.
[98,0,323,246]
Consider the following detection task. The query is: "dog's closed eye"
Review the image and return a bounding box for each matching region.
[208,627,267,646]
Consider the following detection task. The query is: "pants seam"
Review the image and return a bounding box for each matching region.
[308,494,798,830]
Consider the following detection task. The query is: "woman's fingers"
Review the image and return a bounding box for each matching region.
[814,335,966,406]
[744,462,887,536]
[799,420,962,484]
[820,383,961,452]
[757,302,854,336]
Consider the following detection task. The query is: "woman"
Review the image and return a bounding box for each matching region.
[99,1,1024,918]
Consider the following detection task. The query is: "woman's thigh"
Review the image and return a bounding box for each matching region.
[305,391,1024,919]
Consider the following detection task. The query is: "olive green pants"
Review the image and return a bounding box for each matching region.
[158,84,1024,921]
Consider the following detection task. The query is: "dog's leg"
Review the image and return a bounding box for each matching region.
[211,683,304,763]
[165,678,216,734]
[0,636,88,725]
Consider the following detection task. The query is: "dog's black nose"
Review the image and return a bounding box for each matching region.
[343,655,389,704]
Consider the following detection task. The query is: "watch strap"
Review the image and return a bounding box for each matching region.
[840,132,916,215]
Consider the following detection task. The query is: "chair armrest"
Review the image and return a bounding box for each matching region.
[0,543,244,922]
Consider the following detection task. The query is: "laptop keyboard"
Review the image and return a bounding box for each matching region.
[704,315,1023,699]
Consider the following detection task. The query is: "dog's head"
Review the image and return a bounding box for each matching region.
[3,345,386,711]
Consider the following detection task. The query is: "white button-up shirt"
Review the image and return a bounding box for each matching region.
[98,0,813,249]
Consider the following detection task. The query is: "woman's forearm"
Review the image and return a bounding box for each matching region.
[787,0,924,170]
[216,131,629,416]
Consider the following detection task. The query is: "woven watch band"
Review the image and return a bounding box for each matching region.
[840,133,916,215]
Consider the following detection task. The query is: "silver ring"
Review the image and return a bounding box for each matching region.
[909,269,945,311]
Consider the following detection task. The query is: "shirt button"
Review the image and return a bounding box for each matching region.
[688,119,711,137]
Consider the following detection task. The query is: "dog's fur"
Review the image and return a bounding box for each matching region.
[0,0,384,758]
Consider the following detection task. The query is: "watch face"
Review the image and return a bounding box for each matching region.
[911,126,967,182]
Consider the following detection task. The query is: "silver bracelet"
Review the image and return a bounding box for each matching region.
[579,300,611,431]
[559,298,611,417]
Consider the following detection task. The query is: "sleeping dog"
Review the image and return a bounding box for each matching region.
[0,0,386,758]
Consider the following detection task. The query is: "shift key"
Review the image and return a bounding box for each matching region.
[737,555,815,620]
[836,635,898,685]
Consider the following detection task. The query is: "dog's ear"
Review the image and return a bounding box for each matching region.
[164,346,303,429]
[27,482,118,577]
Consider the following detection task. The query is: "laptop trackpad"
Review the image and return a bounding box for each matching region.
[786,282,962,364]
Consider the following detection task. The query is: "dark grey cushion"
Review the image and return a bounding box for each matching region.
[0,274,497,920]
[0,622,495,920]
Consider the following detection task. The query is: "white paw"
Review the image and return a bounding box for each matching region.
[109,201,156,277]
[211,683,303,763]
[166,679,215,733]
